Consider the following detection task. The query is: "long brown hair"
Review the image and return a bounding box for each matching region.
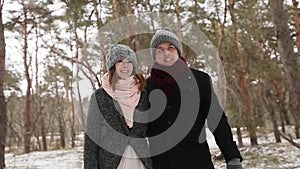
[108,67,146,91]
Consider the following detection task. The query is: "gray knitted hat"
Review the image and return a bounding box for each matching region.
[105,44,138,74]
[150,27,182,60]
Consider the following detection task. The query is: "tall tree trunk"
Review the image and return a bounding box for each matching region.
[21,0,32,153]
[293,0,300,55]
[263,79,281,143]
[228,0,258,146]
[35,32,46,149]
[73,13,85,128]
[128,0,134,47]
[58,108,65,149]
[64,77,75,148]
[268,87,281,143]
[271,0,300,138]
[175,0,183,56]
[282,105,290,125]
[35,51,46,150]
[70,84,76,148]
[280,85,290,125]
[279,108,286,133]
[236,126,243,147]
[0,1,7,168]
[272,79,286,133]
[113,0,121,20]
[215,0,228,108]
[40,113,47,151]
[270,106,281,143]
[93,0,106,75]
[82,11,98,90]
[55,80,65,149]
[34,22,41,151]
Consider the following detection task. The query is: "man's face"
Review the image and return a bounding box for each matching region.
[155,43,179,67]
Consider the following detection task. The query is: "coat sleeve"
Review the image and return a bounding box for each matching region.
[84,133,98,169]
[206,77,243,163]
[84,92,100,169]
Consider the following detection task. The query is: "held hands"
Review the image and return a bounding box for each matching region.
[227,158,243,169]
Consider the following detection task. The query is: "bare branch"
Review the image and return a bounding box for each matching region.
[280,132,300,149]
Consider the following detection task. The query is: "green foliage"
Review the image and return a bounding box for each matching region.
[4,69,22,92]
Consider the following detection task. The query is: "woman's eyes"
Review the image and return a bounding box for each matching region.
[117,60,132,64]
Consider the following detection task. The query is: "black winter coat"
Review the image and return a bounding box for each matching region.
[146,68,242,169]
[84,88,153,169]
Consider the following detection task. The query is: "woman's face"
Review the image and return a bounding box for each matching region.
[115,58,134,79]
[155,43,179,67]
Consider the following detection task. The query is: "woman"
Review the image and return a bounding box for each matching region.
[84,44,153,169]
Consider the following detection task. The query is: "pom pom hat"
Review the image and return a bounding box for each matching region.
[150,27,182,60]
[105,44,138,74]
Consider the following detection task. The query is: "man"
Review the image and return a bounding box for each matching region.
[146,27,243,169]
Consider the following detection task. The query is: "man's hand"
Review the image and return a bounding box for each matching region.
[227,158,243,169]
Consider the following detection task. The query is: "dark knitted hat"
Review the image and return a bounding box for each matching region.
[150,27,182,60]
[105,44,138,74]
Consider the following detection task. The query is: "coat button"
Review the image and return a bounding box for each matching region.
[187,75,191,79]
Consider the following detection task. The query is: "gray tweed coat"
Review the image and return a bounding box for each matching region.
[84,88,153,169]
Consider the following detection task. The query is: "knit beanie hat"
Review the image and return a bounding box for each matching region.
[150,27,182,60]
[105,44,138,74]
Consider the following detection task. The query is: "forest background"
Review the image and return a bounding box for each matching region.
[0,0,300,168]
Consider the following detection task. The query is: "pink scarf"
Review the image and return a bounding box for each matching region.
[102,73,141,128]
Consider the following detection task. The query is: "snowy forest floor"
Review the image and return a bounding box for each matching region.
[5,126,300,169]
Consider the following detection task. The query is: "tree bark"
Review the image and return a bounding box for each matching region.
[292,0,300,55]
[21,0,32,153]
[0,1,7,168]
[228,0,258,146]
[270,0,300,138]
[55,79,65,149]
[175,0,183,56]
[70,84,76,148]
[128,0,135,48]
[113,0,121,20]
[236,126,243,147]
[272,79,286,133]
[271,108,281,143]
[263,79,281,143]
[40,113,47,151]
[34,22,41,151]
[93,0,106,75]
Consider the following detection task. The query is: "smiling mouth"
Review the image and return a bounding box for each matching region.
[164,58,172,62]
[121,70,129,73]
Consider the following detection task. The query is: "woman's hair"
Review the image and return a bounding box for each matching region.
[108,67,146,91]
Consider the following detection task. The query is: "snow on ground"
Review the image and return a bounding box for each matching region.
[209,126,300,169]
[5,148,84,169]
[5,126,300,169]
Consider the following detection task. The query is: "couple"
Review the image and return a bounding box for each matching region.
[84,28,243,169]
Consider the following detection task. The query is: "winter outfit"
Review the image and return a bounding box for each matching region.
[146,28,243,169]
[84,44,153,169]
